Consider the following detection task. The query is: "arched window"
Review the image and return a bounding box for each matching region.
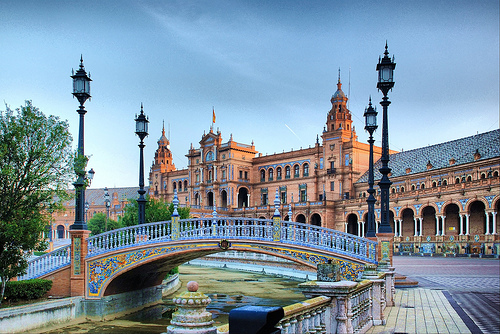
[421,183,425,189]
[442,180,447,186]
[294,164,300,178]
[173,182,177,190]
[285,166,291,179]
[494,171,499,177]
[411,184,415,191]
[432,181,437,188]
[269,168,274,181]
[184,180,188,191]
[276,167,282,180]
[455,178,460,184]
[303,163,309,177]
[391,187,396,194]
[467,175,472,182]
[401,186,405,192]
[481,173,486,179]
[260,169,265,182]
[179,181,182,191]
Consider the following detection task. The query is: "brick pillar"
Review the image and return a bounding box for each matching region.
[69,229,90,297]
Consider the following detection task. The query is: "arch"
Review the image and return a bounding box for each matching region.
[238,187,249,208]
[421,206,436,236]
[178,181,182,191]
[57,225,65,239]
[285,166,291,179]
[220,190,228,208]
[442,180,448,186]
[194,193,200,206]
[469,200,486,235]
[303,163,309,177]
[346,213,358,236]
[276,167,282,180]
[268,168,274,181]
[401,208,415,236]
[293,164,300,178]
[296,214,306,223]
[207,191,214,207]
[173,182,177,190]
[444,203,460,236]
[183,180,188,191]
[310,213,321,227]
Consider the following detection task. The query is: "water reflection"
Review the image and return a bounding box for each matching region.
[38,265,306,333]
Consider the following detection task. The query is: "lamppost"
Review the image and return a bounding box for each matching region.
[364,98,378,237]
[135,104,149,225]
[70,56,92,230]
[376,42,396,234]
[104,187,111,231]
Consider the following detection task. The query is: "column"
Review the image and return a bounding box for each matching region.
[399,219,403,237]
[441,216,446,236]
[361,222,365,237]
[465,214,470,235]
[436,216,440,236]
[492,212,497,235]
[357,221,361,237]
[459,215,463,235]
[419,218,423,236]
[344,222,348,233]
[485,212,490,235]
[414,218,418,236]
[376,221,380,233]
[394,219,399,237]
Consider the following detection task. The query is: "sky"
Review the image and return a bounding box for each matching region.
[1,0,498,189]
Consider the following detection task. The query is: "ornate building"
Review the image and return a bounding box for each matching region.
[149,77,499,256]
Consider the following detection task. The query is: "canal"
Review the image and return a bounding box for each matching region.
[34,264,306,333]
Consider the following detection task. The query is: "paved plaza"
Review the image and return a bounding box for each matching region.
[368,256,500,334]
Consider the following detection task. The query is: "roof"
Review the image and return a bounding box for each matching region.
[62,187,148,206]
[356,129,500,183]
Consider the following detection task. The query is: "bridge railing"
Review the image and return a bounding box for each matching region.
[87,217,377,263]
[17,245,71,280]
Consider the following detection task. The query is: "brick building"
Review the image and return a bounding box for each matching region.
[149,77,500,256]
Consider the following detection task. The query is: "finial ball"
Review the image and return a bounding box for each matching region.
[187,281,199,292]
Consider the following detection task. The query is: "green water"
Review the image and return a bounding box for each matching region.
[36,265,306,333]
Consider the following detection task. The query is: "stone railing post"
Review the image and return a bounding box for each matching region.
[362,264,386,325]
[172,189,180,240]
[167,281,216,334]
[69,229,91,297]
[273,188,282,242]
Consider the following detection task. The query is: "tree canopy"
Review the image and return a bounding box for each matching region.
[0,101,73,304]
[120,195,190,227]
[87,212,120,236]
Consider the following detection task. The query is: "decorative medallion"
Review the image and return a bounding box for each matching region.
[218,239,231,250]
[449,235,454,242]
[405,236,410,241]
[426,236,431,242]
[474,235,480,242]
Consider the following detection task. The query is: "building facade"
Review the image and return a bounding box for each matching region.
[148,78,500,256]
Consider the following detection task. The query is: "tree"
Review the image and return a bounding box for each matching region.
[0,101,73,305]
[120,195,190,227]
[87,212,120,236]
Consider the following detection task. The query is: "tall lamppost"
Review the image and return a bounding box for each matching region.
[135,104,149,225]
[70,56,92,230]
[104,187,111,231]
[376,42,396,234]
[364,98,378,237]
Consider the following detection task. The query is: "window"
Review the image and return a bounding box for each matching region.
[303,163,309,177]
[260,170,265,182]
[277,167,282,180]
[184,180,188,190]
[269,168,274,181]
[401,186,405,192]
[179,181,182,191]
[244,171,248,179]
[285,166,291,179]
[294,164,300,178]
[239,171,243,179]
[173,182,177,190]
[330,181,334,191]
[300,190,307,202]
[432,181,437,188]
[206,151,214,162]
[421,183,425,189]
[442,180,447,186]
[262,193,268,205]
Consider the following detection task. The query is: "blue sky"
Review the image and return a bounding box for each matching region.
[1,0,498,189]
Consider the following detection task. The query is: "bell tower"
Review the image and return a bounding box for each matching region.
[325,70,354,137]
[154,122,176,173]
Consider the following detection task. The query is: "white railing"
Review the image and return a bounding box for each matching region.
[278,296,331,333]
[17,245,71,281]
[87,217,377,263]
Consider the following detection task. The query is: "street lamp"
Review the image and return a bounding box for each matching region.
[376,42,396,234]
[364,97,378,238]
[104,187,111,231]
[70,56,92,231]
[135,104,149,225]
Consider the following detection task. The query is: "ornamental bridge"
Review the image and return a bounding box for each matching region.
[20,214,380,301]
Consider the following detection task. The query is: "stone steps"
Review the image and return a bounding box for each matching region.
[395,273,419,288]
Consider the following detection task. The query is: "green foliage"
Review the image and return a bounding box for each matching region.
[0,101,73,305]
[120,196,190,227]
[87,212,121,235]
[4,279,53,302]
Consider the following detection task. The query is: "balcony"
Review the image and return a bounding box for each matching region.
[327,168,336,175]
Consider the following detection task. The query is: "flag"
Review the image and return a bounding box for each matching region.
[212,107,216,123]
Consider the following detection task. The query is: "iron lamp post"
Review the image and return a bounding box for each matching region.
[104,187,111,231]
[376,42,396,234]
[135,104,149,225]
[70,56,92,230]
[364,98,378,237]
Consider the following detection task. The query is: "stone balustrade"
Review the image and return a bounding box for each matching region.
[18,245,71,281]
[278,296,331,333]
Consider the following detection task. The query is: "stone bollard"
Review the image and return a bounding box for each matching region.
[167,281,217,334]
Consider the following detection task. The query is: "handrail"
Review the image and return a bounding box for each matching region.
[17,245,71,281]
[86,217,377,263]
